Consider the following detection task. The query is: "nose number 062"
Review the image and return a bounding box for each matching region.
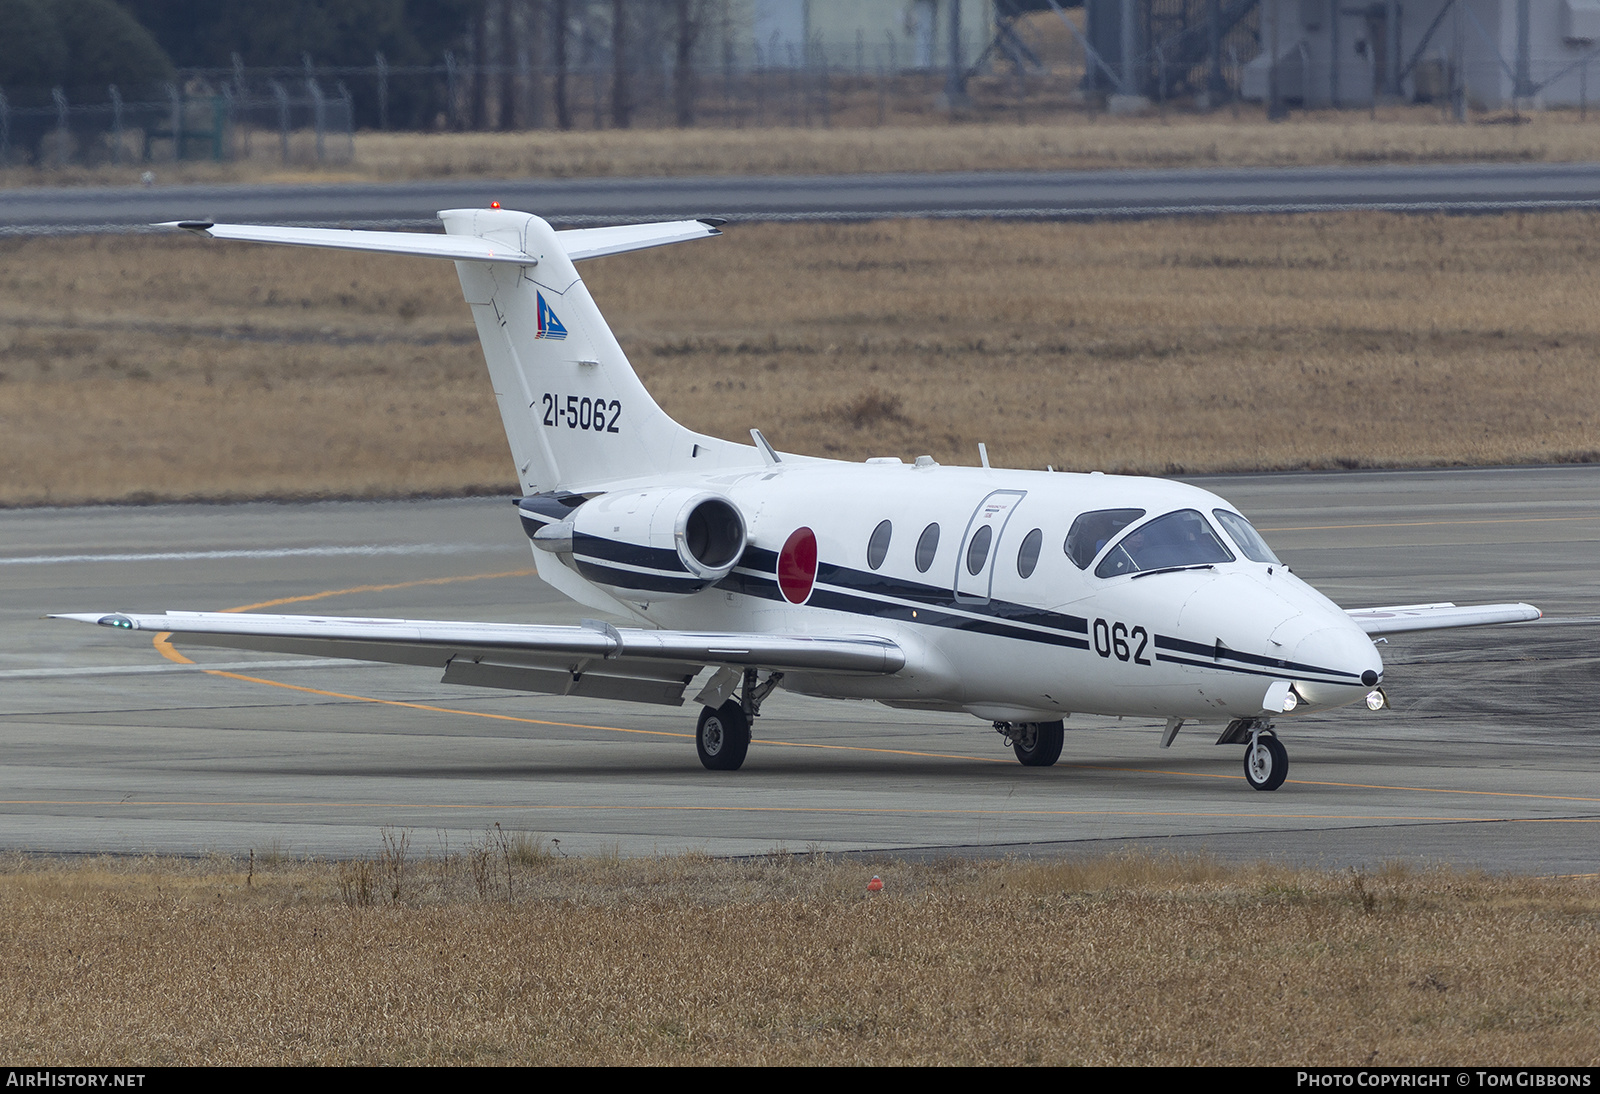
[1093,618,1151,665]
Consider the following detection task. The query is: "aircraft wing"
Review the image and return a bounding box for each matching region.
[158,218,722,264]
[52,611,902,707]
[1345,602,1542,636]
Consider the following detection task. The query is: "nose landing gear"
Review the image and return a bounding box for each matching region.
[1243,733,1288,791]
[1219,718,1289,791]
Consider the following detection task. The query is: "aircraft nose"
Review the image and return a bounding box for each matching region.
[1290,619,1384,707]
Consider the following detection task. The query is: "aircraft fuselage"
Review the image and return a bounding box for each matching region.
[521,461,1384,726]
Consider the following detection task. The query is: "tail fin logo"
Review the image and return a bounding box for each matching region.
[535,292,569,340]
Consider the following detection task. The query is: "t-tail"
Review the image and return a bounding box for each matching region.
[163,209,762,493]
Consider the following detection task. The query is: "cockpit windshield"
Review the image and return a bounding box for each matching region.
[1094,509,1235,578]
[1064,509,1145,569]
[1212,509,1281,565]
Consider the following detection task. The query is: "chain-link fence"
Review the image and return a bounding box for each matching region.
[0,80,353,168]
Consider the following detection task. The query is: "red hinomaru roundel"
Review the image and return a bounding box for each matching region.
[777,527,818,605]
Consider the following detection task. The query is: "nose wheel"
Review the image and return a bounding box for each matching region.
[1243,732,1288,791]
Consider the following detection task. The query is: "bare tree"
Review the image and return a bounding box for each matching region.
[526,0,544,129]
[672,0,706,127]
[553,0,572,129]
[611,0,631,128]
[470,0,489,129]
[498,0,518,130]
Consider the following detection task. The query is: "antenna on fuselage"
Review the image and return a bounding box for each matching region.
[750,428,781,466]
[978,443,991,469]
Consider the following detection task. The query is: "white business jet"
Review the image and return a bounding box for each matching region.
[56,208,1540,791]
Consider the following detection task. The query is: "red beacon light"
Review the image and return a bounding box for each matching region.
[490,201,501,209]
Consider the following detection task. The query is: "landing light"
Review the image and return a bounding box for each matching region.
[1280,687,1299,712]
[1365,688,1389,711]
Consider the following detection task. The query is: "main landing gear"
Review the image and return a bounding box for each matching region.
[1219,718,1289,791]
[995,720,1065,767]
[695,667,783,771]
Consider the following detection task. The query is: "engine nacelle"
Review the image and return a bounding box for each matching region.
[566,487,747,600]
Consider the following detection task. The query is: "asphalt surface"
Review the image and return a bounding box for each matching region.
[3,465,1596,870]
[6,160,1600,234]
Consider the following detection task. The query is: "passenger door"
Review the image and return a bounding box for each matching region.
[954,490,1026,603]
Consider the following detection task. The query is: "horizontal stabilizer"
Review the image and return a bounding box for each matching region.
[1346,602,1541,635]
[54,611,903,706]
[158,216,722,264]
[159,221,537,264]
[558,219,723,260]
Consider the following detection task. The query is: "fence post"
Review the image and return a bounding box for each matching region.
[219,84,233,162]
[445,51,459,129]
[1228,44,1241,118]
[270,79,289,164]
[1156,43,1167,119]
[338,80,353,159]
[51,86,68,166]
[166,83,182,161]
[109,85,123,164]
[817,41,830,128]
[787,43,801,126]
[307,77,326,163]
[376,52,388,130]
[751,43,764,127]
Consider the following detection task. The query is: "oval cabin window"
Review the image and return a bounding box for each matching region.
[914,523,940,573]
[1016,527,1043,578]
[867,520,892,570]
[965,525,993,576]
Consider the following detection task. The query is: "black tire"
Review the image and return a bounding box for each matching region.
[696,700,750,771]
[1243,733,1288,791]
[1013,720,1065,767]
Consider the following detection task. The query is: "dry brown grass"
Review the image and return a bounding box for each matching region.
[4,210,1599,506]
[7,106,1600,189]
[0,847,1595,1065]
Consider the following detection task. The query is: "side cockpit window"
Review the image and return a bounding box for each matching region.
[1064,509,1145,570]
[1213,509,1281,564]
[1094,509,1235,578]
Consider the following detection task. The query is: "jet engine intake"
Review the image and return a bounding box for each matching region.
[567,487,747,600]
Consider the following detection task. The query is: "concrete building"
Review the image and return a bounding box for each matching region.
[734,0,994,72]
[1242,0,1600,109]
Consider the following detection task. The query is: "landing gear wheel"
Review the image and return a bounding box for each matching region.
[1243,733,1288,791]
[696,700,750,771]
[1013,720,1065,767]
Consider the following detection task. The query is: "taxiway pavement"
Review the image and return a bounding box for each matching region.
[5,161,1600,234]
[2,465,1597,870]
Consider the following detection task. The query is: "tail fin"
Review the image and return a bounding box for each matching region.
[164,210,761,493]
[444,208,713,493]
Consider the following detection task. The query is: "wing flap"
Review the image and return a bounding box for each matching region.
[1346,602,1542,635]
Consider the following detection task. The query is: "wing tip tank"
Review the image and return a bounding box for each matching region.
[154,221,216,235]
